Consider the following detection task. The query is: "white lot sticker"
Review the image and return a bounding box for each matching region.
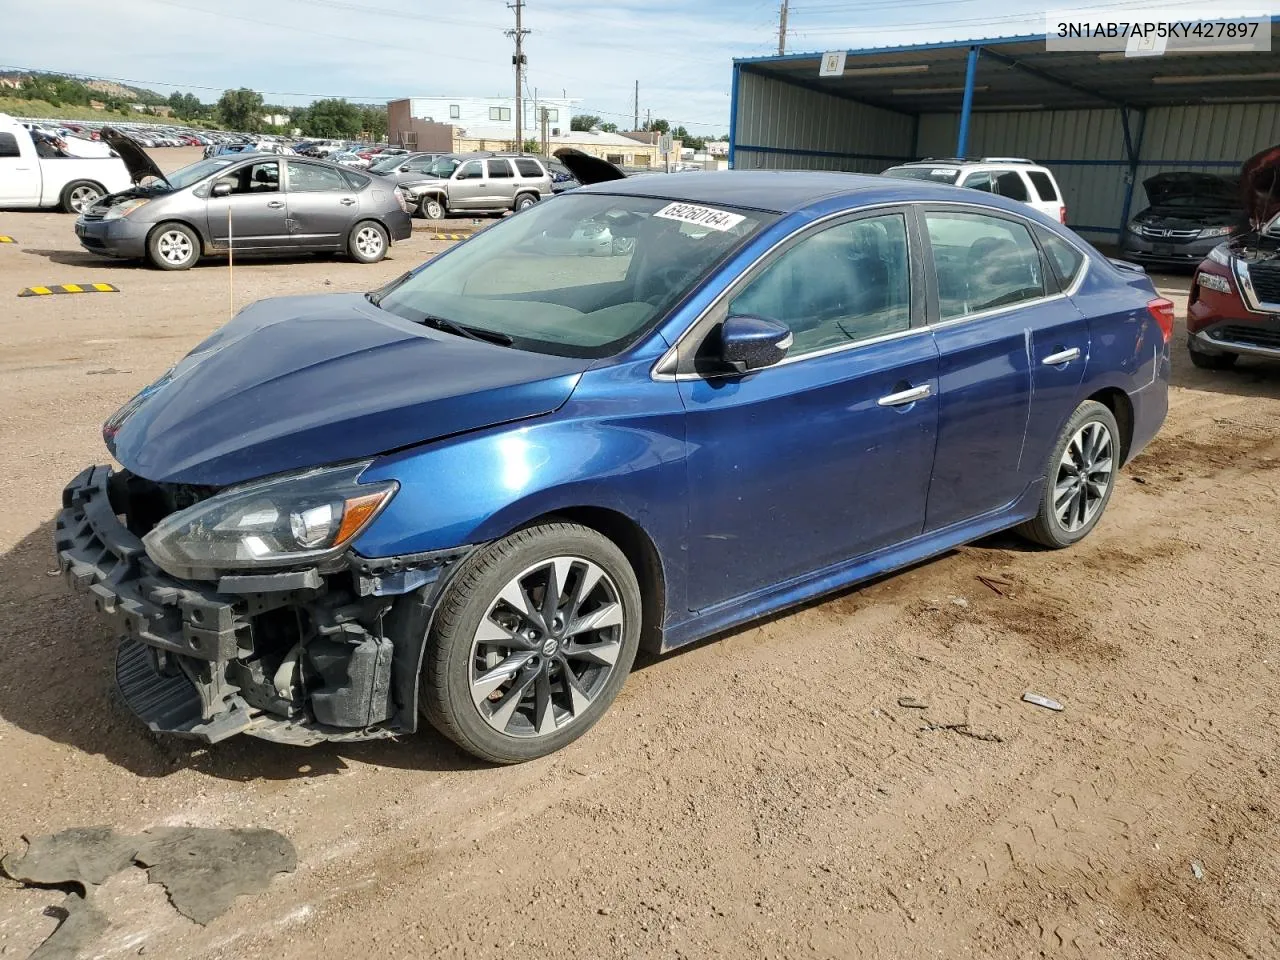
[653,202,745,232]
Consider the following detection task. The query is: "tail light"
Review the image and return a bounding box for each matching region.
[1058,205,1067,224]
[1147,297,1176,342]
[395,188,410,214]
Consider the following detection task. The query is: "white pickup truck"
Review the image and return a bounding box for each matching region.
[0,113,133,214]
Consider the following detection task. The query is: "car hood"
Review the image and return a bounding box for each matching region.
[104,293,590,486]
[553,148,627,184]
[1241,143,1280,230]
[100,127,168,185]
[1143,172,1236,208]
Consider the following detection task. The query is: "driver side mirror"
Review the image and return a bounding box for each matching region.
[398,165,409,172]
[211,180,232,198]
[720,315,792,374]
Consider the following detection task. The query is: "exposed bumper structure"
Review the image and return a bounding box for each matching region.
[55,466,470,745]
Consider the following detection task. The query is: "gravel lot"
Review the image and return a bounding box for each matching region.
[0,148,1277,960]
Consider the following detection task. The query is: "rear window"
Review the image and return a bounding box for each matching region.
[0,132,19,158]
[340,168,371,190]
[995,171,1030,202]
[1028,171,1059,202]
[1036,227,1085,287]
[515,158,544,178]
[883,166,961,184]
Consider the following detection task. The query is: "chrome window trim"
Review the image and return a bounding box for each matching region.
[651,198,1091,382]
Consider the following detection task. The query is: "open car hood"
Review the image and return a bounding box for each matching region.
[1241,143,1280,230]
[100,127,168,185]
[1143,172,1236,208]
[552,148,627,185]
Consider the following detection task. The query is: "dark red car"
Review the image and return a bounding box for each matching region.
[1188,144,1280,369]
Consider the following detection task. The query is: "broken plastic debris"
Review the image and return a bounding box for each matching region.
[30,892,109,960]
[1,826,137,887]
[1021,692,1064,711]
[897,697,928,710]
[1191,860,1205,880]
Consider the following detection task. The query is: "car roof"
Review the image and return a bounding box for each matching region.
[892,159,1055,174]
[576,169,1034,215]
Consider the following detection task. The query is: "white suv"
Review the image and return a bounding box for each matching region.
[882,158,1066,224]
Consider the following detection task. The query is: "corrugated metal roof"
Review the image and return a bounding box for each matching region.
[735,17,1280,114]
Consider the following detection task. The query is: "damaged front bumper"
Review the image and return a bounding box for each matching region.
[54,466,472,746]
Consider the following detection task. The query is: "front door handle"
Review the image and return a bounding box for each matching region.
[340,197,356,206]
[1041,347,1081,366]
[266,200,285,209]
[878,384,932,407]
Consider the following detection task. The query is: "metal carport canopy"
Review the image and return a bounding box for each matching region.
[732,17,1280,158]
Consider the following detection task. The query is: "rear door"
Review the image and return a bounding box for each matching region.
[919,205,1041,531]
[0,129,40,205]
[284,160,360,249]
[484,158,517,206]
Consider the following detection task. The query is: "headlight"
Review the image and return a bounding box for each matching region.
[1126,221,1144,235]
[1198,225,1235,239]
[1196,272,1232,295]
[142,461,397,578]
[103,198,151,221]
[1207,244,1232,266]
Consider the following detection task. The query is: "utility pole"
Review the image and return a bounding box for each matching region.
[540,106,549,157]
[645,108,651,130]
[633,81,639,131]
[777,0,788,55]
[506,0,529,152]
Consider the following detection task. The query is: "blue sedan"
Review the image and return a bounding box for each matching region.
[57,170,1170,763]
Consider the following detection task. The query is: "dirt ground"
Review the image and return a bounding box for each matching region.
[0,147,1277,960]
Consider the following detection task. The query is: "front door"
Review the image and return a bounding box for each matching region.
[449,159,487,210]
[919,206,1047,531]
[206,159,290,249]
[679,210,940,612]
[284,160,359,249]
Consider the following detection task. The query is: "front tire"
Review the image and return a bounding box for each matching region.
[422,522,642,764]
[347,220,388,263]
[146,223,200,270]
[61,180,104,215]
[1017,400,1120,549]
[419,195,446,220]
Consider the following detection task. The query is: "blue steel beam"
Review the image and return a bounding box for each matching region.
[956,46,980,158]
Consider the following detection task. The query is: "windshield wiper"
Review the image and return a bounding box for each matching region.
[365,271,412,307]
[418,313,514,347]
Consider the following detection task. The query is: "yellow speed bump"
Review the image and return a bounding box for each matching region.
[0,236,16,243]
[431,233,471,241]
[19,282,119,297]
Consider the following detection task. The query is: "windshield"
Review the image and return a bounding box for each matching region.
[377,193,776,358]
[883,166,961,184]
[426,156,463,178]
[164,156,239,189]
[370,153,411,172]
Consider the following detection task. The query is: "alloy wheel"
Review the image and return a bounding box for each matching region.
[1054,420,1114,533]
[355,226,384,258]
[157,230,194,266]
[69,185,101,214]
[469,556,625,739]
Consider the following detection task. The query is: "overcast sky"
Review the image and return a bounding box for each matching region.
[2,0,1270,133]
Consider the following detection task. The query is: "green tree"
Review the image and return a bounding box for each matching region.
[168,92,206,121]
[360,106,388,142]
[645,117,670,134]
[522,137,541,154]
[301,98,362,138]
[217,88,264,131]
[599,121,618,133]
[570,114,601,131]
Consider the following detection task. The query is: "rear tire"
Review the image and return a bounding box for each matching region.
[1016,400,1120,549]
[61,180,105,215]
[146,223,200,271]
[421,522,642,764]
[347,220,388,263]
[1188,343,1237,370]
[513,192,538,212]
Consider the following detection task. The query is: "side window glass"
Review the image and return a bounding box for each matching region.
[219,160,279,195]
[286,161,346,192]
[962,172,994,193]
[995,171,1030,201]
[1028,171,1059,202]
[727,213,912,357]
[515,158,543,178]
[455,160,483,180]
[1036,227,1086,288]
[925,212,1045,320]
[0,132,19,158]
[487,159,514,178]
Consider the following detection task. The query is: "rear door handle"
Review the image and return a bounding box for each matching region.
[878,384,932,407]
[1041,347,1081,366]
[340,197,356,206]
[266,200,285,208]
